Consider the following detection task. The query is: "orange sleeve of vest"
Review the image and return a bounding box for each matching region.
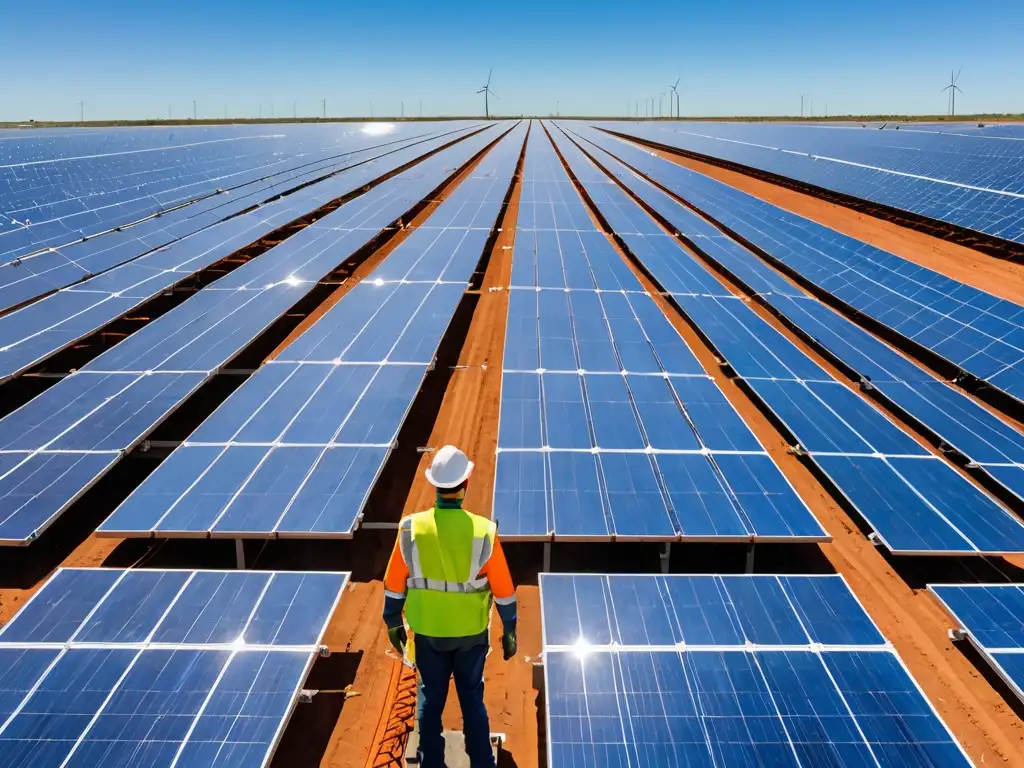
[480,534,515,600]
[383,533,409,595]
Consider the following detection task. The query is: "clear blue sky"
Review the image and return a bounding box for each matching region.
[4,0,1023,121]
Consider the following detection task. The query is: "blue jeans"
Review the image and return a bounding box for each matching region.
[416,635,494,768]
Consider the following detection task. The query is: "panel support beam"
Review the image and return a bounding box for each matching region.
[235,539,246,570]
[543,542,552,573]
[745,543,755,574]
[660,542,671,574]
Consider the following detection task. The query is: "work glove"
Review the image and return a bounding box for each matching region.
[388,625,407,655]
[501,630,517,661]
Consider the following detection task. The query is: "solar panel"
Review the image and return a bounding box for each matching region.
[931,583,1024,707]
[493,129,824,543]
[98,125,528,541]
[551,122,1024,557]
[0,568,348,767]
[542,574,970,768]
[0,128,511,546]
[573,123,1024,406]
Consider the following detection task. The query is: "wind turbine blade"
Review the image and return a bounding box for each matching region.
[490,91,500,100]
[673,77,680,89]
[487,68,493,87]
[477,88,486,93]
[955,65,962,82]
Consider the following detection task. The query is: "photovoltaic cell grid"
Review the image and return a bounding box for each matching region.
[596,120,1024,245]
[493,128,825,543]
[541,574,971,768]
[0,125,511,545]
[0,124,491,383]
[584,123,1024,406]
[98,124,527,539]
[512,128,645,293]
[930,583,1024,708]
[0,122,485,312]
[569,124,1024,511]
[556,123,1024,557]
[0,568,348,767]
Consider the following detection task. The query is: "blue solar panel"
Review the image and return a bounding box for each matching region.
[503,287,704,375]
[815,454,1024,554]
[542,574,968,768]
[0,568,346,767]
[493,447,824,542]
[931,583,1024,707]
[673,293,832,381]
[746,379,929,456]
[510,228,644,291]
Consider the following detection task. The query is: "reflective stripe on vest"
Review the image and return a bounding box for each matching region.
[399,506,497,637]
[406,576,489,593]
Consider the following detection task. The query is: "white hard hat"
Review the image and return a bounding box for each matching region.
[425,445,474,489]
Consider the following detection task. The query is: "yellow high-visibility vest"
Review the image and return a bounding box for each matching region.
[399,506,496,638]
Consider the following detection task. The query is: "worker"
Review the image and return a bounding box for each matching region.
[383,445,517,768]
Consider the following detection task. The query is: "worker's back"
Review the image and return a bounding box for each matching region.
[402,504,497,638]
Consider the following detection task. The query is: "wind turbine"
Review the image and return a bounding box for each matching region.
[669,78,680,118]
[942,68,963,116]
[477,69,499,119]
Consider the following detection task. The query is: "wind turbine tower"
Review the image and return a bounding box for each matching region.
[942,68,963,116]
[477,69,499,119]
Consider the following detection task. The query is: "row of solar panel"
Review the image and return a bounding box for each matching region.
[547,123,1024,556]
[567,125,1024,510]
[0,568,348,767]
[493,128,824,542]
[597,120,1024,245]
[0,122,480,263]
[583,123,1024,405]
[0,124,484,312]
[540,573,882,647]
[96,123,529,540]
[0,124,496,382]
[0,125,515,544]
[541,574,971,768]
[493,447,824,541]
